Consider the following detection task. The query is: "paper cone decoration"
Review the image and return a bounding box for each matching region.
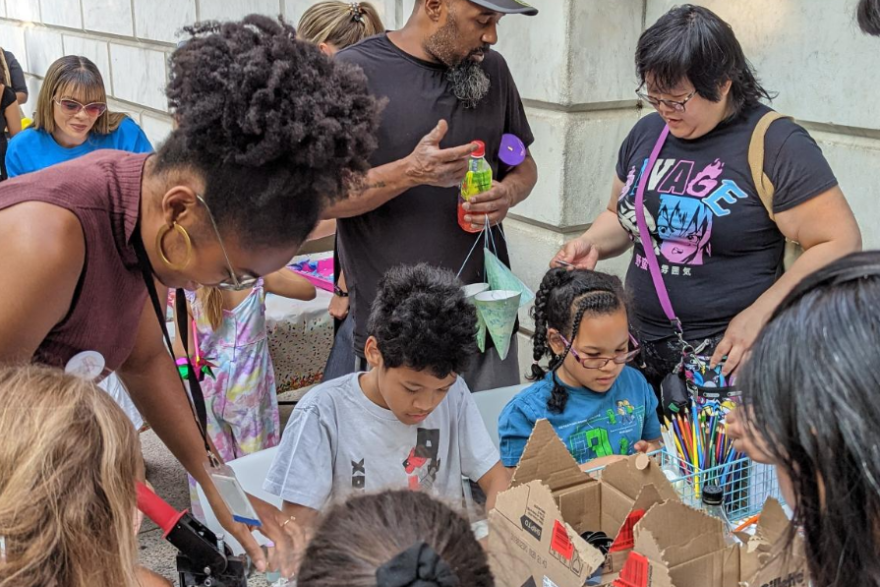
[462,283,490,352]
[484,248,535,308]
[474,290,521,361]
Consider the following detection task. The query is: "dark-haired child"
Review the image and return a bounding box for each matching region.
[264,264,508,531]
[499,268,662,470]
[297,489,494,587]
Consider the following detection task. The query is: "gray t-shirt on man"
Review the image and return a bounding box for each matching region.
[263,373,500,510]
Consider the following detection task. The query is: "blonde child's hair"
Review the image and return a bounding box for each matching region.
[0,365,142,587]
[298,1,384,49]
[197,287,226,331]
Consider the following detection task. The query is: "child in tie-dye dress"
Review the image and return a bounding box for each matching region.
[175,268,316,521]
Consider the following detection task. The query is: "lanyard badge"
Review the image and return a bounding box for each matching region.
[205,460,262,526]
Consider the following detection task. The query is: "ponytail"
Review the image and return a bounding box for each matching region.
[529,268,627,414]
[195,287,224,331]
[529,268,571,381]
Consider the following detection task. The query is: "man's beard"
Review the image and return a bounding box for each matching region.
[424,14,492,109]
[446,58,491,109]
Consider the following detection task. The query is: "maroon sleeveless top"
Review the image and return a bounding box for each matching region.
[0,151,151,371]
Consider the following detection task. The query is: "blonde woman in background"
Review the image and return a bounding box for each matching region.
[298,1,385,380]
[0,365,171,587]
[298,1,384,56]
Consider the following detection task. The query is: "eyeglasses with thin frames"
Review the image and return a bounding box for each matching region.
[557,333,641,370]
[196,195,260,291]
[635,89,697,113]
[53,98,107,117]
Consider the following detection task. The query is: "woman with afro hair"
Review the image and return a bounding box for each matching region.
[0,14,380,575]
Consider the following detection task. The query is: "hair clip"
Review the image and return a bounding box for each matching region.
[349,1,364,23]
[376,542,458,587]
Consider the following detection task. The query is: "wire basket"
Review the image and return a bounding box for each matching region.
[587,451,783,525]
[660,451,783,523]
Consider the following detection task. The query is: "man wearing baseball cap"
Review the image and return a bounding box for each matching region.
[469,0,538,16]
[324,0,539,392]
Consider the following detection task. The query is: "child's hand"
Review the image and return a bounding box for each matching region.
[635,439,662,454]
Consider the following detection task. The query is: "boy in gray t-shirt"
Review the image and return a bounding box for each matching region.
[264,264,509,530]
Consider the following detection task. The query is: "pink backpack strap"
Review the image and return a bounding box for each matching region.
[633,125,682,334]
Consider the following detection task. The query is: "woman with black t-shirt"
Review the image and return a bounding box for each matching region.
[552,5,860,396]
[0,82,21,180]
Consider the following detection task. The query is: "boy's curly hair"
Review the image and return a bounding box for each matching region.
[367,264,477,379]
[156,14,381,248]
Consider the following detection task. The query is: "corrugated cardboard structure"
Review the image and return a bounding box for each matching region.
[489,420,679,587]
[612,498,807,587]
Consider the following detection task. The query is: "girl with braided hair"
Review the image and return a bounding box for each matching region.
[499,268,661,470]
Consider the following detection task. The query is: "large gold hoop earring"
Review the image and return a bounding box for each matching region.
[156,222,193,271]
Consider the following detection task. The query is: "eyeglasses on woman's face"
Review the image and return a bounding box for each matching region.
[636,88,697,113]
[54,97,108,117]
[557,334,641,370]
[195,195,260,291]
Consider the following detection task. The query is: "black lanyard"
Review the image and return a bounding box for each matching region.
[132,227,212,456]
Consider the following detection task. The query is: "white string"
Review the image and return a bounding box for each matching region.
[457,225,487,278]
[456,214,495,280]
[485,214,498,255]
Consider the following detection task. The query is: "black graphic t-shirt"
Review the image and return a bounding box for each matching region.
[335,34,534,355]
[615,105,838,341]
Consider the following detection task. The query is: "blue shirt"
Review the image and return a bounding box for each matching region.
[498,367,661,467]
[5,117,152,177]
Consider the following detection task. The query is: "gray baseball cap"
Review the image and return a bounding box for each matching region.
[468,0,538,16]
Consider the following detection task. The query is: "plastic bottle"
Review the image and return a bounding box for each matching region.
[458,140,493,233]
[701,485,738,546]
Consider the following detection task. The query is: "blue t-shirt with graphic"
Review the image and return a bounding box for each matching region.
[498,367,662,467]
[5,117,153,177]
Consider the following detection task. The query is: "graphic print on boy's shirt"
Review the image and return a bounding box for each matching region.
[563,398,649,463]
[350,429,443,491]
[351,458,366,488]
[402,428,441,490]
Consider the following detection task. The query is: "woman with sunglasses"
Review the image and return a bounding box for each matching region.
[0,15,379,576]
[498,268,661,471]
[552,5,860,404]
[5,56,152,178]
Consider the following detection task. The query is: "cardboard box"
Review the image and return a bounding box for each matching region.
[489,420,679,587]
[612,498,807,587]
